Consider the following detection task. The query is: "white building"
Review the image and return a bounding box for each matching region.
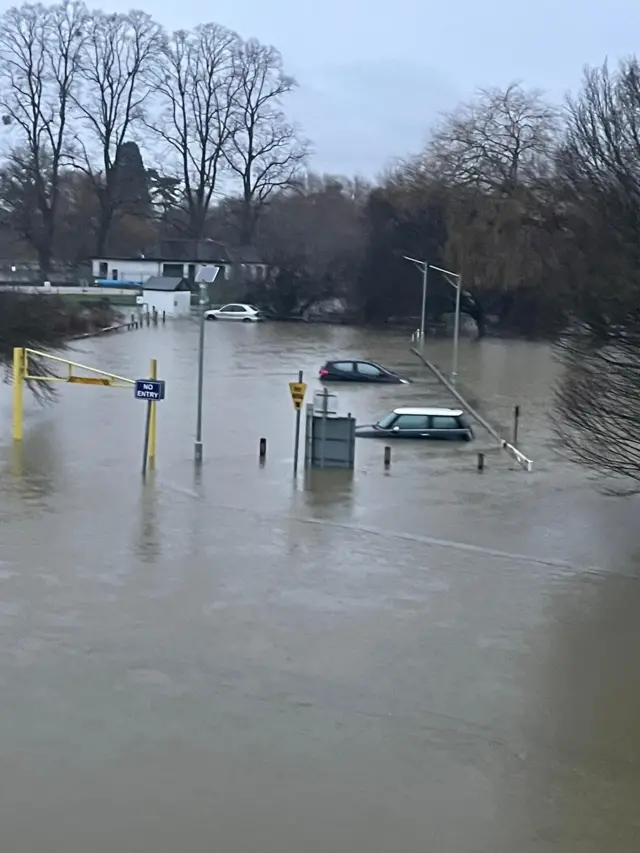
[92,238,267,285]
[141,276,191,318]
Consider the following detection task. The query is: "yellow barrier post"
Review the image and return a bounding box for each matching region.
[12,347,24,441]
[148,358,157,466]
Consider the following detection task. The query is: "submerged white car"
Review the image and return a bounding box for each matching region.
[205,303,264,322]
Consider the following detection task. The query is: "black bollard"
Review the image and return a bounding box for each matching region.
[384,445,391,468]
[477,452,485,472]
[513,405,520,447]
[162,310,166,324]
[259,437,267,461]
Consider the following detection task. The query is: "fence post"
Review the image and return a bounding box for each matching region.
[12,347,24,441]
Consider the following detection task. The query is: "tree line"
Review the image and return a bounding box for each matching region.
[0,1,307,272]
[0,5,637,340]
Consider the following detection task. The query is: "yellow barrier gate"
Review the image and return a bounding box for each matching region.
[12,347,158,467]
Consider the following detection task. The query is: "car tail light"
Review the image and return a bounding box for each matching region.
[319,368,328,377]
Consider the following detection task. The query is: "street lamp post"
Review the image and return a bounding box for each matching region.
[194,265,220,464]
[427,264,462,384]
[403,256,428,347]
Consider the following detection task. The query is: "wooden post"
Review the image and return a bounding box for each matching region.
[384,445,391,468]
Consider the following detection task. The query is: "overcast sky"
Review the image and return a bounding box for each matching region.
[69,0,640,177]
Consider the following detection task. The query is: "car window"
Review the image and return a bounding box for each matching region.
[431,416,462,430]
[395,414,429,430]
[332,361,355,372]
[376,412,397,429]
[356,362,383,376]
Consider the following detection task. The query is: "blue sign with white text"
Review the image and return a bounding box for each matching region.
[134,379,166,401]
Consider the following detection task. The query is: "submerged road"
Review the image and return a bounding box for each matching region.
[0,320,638,852]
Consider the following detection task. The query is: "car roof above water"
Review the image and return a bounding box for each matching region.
[392,407,464,417]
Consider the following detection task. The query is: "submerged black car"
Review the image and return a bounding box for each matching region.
[319,359,409,384]
[355,407,474,440]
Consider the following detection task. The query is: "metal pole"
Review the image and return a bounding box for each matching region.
[419,263,427,347]
[452,275,462,384]
[513,405,520,447]
[293,369,303,477]
[194,280,207,464]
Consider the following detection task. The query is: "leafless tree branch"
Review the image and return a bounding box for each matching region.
[0,0,87,273]
[69,8,162,254]
[145,23,240,239]
[225,38,308,244]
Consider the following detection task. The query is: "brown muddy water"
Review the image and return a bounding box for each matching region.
[0,320,638,853]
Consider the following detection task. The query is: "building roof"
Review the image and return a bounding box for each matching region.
[142,276,190,292]
[93,239,264,265]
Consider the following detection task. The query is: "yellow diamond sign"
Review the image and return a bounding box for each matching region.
[289,381,307,410]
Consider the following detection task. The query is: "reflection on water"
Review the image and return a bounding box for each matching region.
[133,475,162,564]
[0,322,637,853]
[301,468,355,515]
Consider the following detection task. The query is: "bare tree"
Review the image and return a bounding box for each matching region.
[226,39,307,244]
[408,83,562,334]
[148,23,240,240]
[426,82,559,194]
[553,59,640,487]
[71,9,162,255]
[0,0,87,274]
[554,328,640,489]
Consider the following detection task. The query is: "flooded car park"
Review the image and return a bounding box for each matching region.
[0,319,638,853]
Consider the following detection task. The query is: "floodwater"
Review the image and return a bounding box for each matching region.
[0,320,639,853]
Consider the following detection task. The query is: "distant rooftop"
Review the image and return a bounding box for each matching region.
[94,239,264,265]
[142,276,191,292]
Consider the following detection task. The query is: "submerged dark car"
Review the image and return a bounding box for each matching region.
[319,359,409,384]
[355,407,474,440]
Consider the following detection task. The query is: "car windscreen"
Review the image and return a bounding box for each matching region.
[376,412,398,429]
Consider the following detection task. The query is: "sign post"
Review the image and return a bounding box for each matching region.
[134,374,165,477]
[289,371,307,476]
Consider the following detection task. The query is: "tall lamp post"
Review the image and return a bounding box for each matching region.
[194,264,220,464]
[428,264,462,383]
[403,256,428,347]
